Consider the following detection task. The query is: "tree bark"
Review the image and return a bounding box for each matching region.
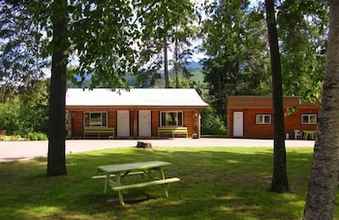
[265,0,289,193]
[47,0,68,176]
[174,36,179,88]
[163,34,170,88]
[303,1,339,219]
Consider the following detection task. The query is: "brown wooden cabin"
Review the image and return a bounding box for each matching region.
[227,96,320,139]
[65,88,208,139]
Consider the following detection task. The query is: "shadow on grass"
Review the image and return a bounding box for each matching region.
[0,147,315,220]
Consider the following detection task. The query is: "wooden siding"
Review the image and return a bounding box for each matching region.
[71,111,83,138]
[183,110,194,137]
[108,110,116,136]
[227,107,319,138]
[228,96,300,109]
[151,110,159,136]
[66,107,201,138]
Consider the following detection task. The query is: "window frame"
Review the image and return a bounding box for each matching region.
[159,111,184,127]
[255,113,272,125]
[301,113,318,125]
[84,111,108,128]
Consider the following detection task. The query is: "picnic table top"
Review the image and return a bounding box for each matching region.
[97,161,171,174]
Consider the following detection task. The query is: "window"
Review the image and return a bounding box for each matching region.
[160,111,183,127]
[301,113,317,124]
[84,112,107,127]
[256,114,271,124]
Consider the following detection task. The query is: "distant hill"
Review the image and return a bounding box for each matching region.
[186,61,204,83]
[185,61,203,71]
[68,61,205,88]
[190,69,204,83]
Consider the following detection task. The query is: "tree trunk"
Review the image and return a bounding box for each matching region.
[47,0,68,176]
[303,1,339,219]
[163,34,170,88]
[174,36,179,88]
[265,0,289,193]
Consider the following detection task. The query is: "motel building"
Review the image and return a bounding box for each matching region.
[227,96,320,139]
[65,88,208,139]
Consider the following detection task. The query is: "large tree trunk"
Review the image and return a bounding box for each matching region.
[163,34,170,88]
[265,0,289,193]
[303,1,339,219]
[47,0,68,176]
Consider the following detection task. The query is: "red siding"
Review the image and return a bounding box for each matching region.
[228,107,319,138]
[151,110,159,136]
[66,107,202,138]
[183,110,195,137]
[71,111,83,138]
[108,110,116,136]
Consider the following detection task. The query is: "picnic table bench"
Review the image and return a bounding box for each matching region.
[158,127,188,138]
[84,127,115,138]
[93,161,180,206]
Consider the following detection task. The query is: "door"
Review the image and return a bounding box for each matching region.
[233,112,243,137]
[139,110,151,137]
[117,110,130,137]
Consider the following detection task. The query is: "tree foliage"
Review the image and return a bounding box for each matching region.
[69,0,138,88]
[0,0,47,101]
[201,106,226,135]
[0,80,48,134]
[277,0,328,102]
[201,0,271,116]
[136,0,196,88]
[0,0,143,175]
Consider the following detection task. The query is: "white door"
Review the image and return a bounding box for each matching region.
[117,110,130,137]
[138,110,151,137]
[233,112,244,137]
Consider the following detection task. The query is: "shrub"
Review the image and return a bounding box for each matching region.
[26,132,48,141]
[0,135,25,141]
[0,100,22,134]
[201,107,227,135]
[0,81,48,135]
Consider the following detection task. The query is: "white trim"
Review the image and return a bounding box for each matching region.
[83,111,108,128]
[301,113,317,125]
[255,114,272,125]
[159,111,184,127]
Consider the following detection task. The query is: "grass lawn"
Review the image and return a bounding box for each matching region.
[1,147,338,220]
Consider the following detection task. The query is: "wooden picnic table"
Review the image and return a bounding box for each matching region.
[303,130,317,140]
[95,161,180,206]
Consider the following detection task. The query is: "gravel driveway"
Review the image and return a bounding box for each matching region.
[0,138,314,162]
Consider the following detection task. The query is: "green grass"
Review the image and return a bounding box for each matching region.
[0,147,338,220]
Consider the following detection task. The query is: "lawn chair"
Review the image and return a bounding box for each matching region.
[294,130,303,140]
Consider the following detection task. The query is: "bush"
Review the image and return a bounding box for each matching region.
[0,100,22,134]
[0,133,47,141]
[201,107,227,135]
[26,132,48,141]
[0,135,25,141]
[0,80,48,135]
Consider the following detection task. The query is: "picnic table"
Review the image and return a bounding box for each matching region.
[94,161,180,206]
[303,130,317,140]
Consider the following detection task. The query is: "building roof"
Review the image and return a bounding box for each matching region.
[227,96,319,109]
[66,88,208,108]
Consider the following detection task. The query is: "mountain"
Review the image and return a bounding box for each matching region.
[68,61,204,88]
[185,61,203,71]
